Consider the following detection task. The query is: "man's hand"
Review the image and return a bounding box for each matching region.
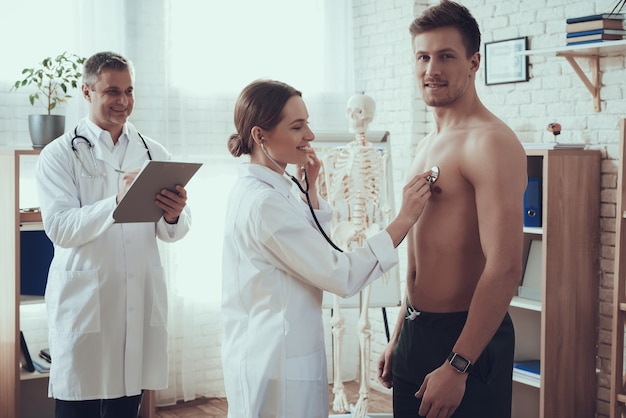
[116,169,141,204]
[415,364,467,418]
[377,342,395,389]
[156,185,187,224]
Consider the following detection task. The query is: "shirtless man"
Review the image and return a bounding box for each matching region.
[377,2,527,418]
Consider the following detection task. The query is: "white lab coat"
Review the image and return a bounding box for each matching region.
[221,164,398,418]
[35,117,191,400]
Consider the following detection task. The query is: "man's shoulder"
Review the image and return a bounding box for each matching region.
[465,115,522,153]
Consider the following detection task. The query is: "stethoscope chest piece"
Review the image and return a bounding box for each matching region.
[427,165,440,184]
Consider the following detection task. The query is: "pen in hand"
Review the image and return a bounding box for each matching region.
[116,168,141,204]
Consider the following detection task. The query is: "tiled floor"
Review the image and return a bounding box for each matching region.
[155,380,392,417]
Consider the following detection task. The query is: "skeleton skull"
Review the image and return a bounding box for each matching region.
[346,93,376,134]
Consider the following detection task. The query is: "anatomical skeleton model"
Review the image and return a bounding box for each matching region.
[318,93,391,417]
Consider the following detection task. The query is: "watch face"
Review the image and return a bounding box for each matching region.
[449,353,470,373]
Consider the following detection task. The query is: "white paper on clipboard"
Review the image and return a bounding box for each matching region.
[113,160,203,223]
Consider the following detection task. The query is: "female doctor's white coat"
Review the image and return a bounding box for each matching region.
[35,117,191,400]
[221,164,398,418]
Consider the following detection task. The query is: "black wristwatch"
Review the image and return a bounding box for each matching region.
[447,352,471,373]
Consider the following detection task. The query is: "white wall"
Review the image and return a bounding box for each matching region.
[353,1,624,416]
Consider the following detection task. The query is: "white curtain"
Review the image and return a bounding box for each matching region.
[1,0,354,404]
[157,0,355,404]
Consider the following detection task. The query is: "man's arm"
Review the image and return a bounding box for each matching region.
[451,129,526,364]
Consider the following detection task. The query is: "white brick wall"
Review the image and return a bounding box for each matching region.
[354,1,625,416]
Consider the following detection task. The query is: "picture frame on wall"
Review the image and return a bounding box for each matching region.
[484,36,529,85]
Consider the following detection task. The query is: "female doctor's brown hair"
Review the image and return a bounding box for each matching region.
[227,79,302,157]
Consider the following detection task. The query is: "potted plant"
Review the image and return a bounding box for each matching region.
[12,52,85,148]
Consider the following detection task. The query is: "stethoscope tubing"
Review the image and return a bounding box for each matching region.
[290,171,344,253]
[261,142,344,252]
[70,126,153,177]
[261,145,440,255]
[71,127,153,159]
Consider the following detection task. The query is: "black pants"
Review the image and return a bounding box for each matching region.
[392,305,514,418]
[55,393,143,418]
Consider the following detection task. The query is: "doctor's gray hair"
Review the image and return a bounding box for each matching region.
[82,51,135,88]
[228,79,302,158]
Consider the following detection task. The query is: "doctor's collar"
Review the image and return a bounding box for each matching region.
[84,117,130,147]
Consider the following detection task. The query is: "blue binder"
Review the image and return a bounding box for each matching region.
[524,178,542,227]
[20,230,54,296]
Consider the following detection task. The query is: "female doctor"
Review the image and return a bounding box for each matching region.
[35,51,191,418]
[221,79,433,418]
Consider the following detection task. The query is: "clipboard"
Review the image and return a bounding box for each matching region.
[113,160,203,223]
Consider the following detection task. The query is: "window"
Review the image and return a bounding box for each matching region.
[168,0,351,97]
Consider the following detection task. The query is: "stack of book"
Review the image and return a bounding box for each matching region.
[566,13,625,46]
[522,142,585,150]
[513,359,540,383]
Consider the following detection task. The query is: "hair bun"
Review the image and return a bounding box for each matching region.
[227,133,245,157]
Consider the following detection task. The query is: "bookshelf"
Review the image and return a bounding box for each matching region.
[0,148,54,418]
[511,148,600,418]
[518,39,626,112]
[0,148,155,418]
[610,119,626,418]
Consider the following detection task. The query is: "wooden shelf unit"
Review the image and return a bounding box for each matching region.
[519,39,626,112]
[511,148,600,418]
[611,119,626,418]
[0,148,155,418]
[0,148,47,418]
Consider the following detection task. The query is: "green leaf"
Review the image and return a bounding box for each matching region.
[12,51,85,111]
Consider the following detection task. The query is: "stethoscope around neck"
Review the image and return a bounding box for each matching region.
[71,126,153,177]
[261,142,344,253]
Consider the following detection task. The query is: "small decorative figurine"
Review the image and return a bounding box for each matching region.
[546,122,561,139]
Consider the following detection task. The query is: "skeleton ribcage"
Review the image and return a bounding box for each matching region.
[320,143,388,247]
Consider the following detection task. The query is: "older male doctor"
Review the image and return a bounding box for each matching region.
[35,51,190,418]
